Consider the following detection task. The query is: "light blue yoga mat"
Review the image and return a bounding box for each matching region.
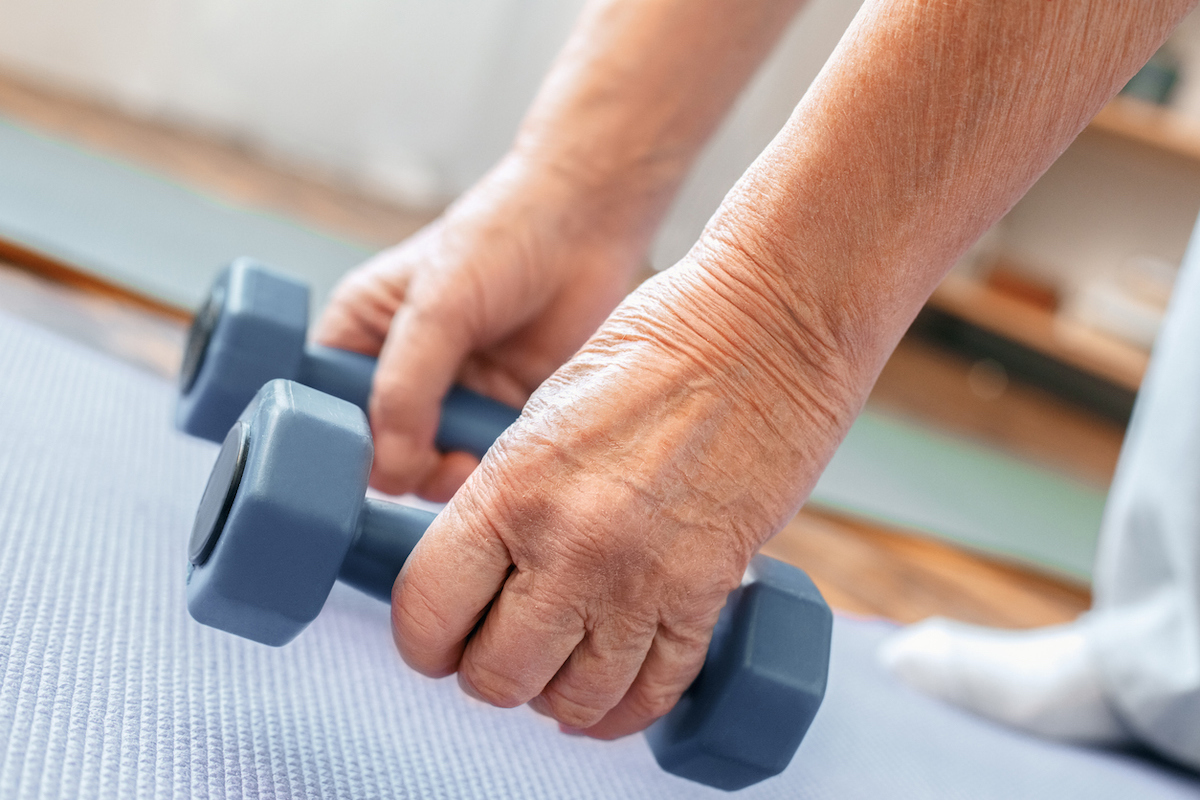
[2,312,1191,800]
[0,113,1106,582]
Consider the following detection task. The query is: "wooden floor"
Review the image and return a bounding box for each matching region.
[0,70,1113,632]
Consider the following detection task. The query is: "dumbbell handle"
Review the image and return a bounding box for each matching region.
[332,497,808,688]
[296,344,521,459]
[338,499,431,602]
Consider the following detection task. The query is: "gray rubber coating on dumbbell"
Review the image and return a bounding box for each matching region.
[3,309,1193,800]
[186,381,832,789]
[177,260,521,457]
[186,380,374,646]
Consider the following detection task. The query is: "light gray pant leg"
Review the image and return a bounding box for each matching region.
[1091,215,1200,770]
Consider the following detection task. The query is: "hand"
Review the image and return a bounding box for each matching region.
[391,250,857,739]
[314,153,648,500]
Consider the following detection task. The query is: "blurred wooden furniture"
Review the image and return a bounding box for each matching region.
[1090,94,1200,164]
[917,96,1200,419]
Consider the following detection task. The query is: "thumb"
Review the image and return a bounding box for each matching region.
[368,294,481,496]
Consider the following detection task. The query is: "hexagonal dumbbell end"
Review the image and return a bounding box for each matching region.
[186,380,832,789]
[176,258,520,454]
[186,379,433,645]
[644,556,832,790]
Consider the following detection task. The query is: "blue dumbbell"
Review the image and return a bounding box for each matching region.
[176,258,520,452]
[186,380,833,791]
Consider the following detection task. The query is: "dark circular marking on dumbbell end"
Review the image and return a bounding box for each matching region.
[179,282,225,393]
[189,420,249,566]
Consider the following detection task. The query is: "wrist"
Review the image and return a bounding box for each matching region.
[434,149,653,290]
[681,230,879,433]
[611,261,864,545]
[506,132,682,260]
[686,182,933,410]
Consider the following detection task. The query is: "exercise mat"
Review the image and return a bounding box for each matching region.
[814,411,1105,581]
[0,115,1103,580]
[0,115,369,311]
[0,312,1192,798]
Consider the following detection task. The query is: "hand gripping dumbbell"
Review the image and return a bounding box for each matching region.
[186,380,833,791]
[177,257,520,453]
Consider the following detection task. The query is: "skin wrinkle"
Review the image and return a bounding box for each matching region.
[325,0,1200,742]
[546,335,793,502]
[464,651,563,708]
[525,303,835,546]
[712,2,1191,416]
[529,525,735,727]
[691,252,855,397]
[391,570,476,676]
[538,617,663,718]
[492,333,778,589]
[701,185,887,364]
[643,282,853,448]
[518,0,807,209]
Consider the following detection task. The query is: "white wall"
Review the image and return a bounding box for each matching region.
[0,0,583,206]
[0,0,865,269]
[9,0,1187,296]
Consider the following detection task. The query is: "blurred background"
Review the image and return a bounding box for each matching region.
[4,0,1200,625]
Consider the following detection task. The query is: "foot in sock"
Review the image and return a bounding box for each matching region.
[878,616,1129,744]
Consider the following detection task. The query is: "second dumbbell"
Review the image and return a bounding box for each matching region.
[176,258,520,454]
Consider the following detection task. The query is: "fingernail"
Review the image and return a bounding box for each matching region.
[559,724,586,737]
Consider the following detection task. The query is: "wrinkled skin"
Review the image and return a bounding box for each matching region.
[315,0,1192,748]
[315,154,647,501]
[315,152,855,739]
[388,255,852,738]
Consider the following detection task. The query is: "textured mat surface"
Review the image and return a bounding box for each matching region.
[0,314,1193,799]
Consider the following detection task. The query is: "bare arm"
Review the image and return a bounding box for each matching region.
[515,0,810,247]
[390,0,1196,741]
[315,0,806,498]
[700,0,1192,419]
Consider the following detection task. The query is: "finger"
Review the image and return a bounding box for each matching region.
[313,266,407,354]
[416,451,481,503]
[391,499,513,678]
[526,616,657,729]
[456,567,588,709]
[369,296,477,495]
[571,625,713,741]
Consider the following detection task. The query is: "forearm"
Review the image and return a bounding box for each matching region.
[511,0,807,250]
[695,0,1195,413]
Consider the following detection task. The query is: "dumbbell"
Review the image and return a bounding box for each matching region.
[186,380,833,791]
[176,258,520,453]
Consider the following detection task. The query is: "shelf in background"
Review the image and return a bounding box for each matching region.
[927,273,1148,393]
[1089,95,1200,164]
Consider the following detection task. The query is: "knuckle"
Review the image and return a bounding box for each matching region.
[367,379,416,423]
[625,683,683,723]
[392,572,445,641]
[537,683,611,730]
[461,659,532,709]
[408,290,478,345]
[390,582,456,678]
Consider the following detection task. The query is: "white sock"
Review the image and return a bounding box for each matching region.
[878,616,1129,744]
